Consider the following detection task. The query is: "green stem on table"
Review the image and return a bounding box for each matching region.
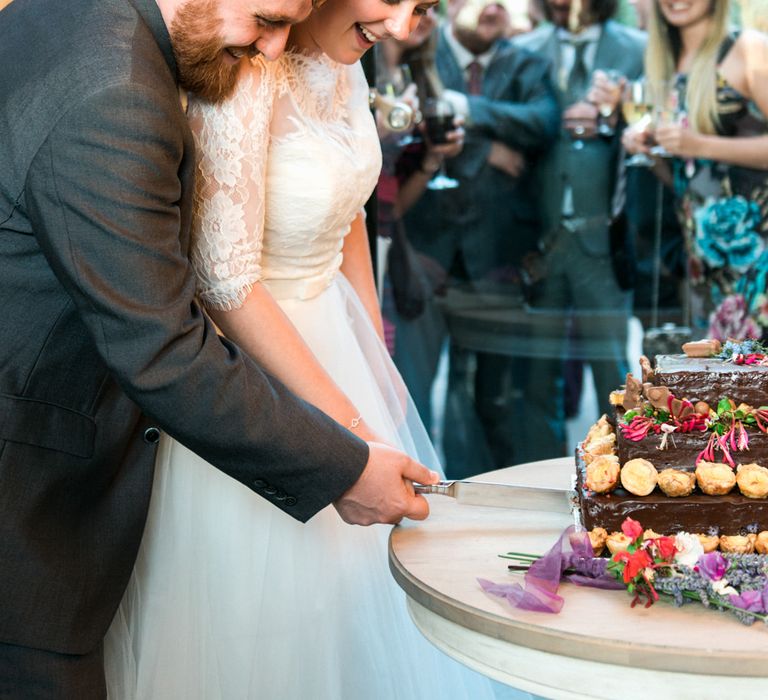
[499,552,542,561]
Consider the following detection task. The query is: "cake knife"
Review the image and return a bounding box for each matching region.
[414,480,577,514]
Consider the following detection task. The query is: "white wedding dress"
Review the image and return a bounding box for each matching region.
[104,53,495,699]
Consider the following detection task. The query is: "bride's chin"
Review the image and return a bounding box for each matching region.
[327,46,366,66]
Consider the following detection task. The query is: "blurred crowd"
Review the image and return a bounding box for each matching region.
[373,0,768,477]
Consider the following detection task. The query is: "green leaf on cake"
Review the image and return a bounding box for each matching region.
[717,398,732,416]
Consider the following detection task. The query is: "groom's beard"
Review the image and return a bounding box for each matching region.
[170,0,241,104]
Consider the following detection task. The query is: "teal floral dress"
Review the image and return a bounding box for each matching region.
[673,39,768,340]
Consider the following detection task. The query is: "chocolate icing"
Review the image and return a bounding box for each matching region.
[653,354,768,407]
[576,452,768,535]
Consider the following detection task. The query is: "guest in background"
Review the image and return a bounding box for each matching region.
[620,0,687,330]
[393,0,560,477]
[623,0,768,340]
[375,11,465,354]
[514,0,645,459]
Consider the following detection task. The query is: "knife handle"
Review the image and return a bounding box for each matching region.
[413,481,456,497]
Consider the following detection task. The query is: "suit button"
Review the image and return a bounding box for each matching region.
[143,427,161,444]
[264,485,277,495]
[284,496,297,506]
[253,479,268,489]
[274,491,286,501]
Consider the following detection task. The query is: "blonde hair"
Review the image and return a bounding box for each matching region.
[646,0,731,134]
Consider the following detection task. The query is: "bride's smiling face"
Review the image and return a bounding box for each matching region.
[292,0,440,63]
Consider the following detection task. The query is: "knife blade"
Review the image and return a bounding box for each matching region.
[414,480,577,514]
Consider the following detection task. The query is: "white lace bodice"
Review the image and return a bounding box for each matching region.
[188,53,382,308]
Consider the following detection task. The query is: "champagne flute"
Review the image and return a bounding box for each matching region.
[649,80,683,158]
[595,69,624,137]
[621,79,654,167]
[423,97,459,191]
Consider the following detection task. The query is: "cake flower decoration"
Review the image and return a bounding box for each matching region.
[483,519,768,626]
[621,387,768,466]
[717,338,768,363]
[698,551,729,581]
[673,533,704,567]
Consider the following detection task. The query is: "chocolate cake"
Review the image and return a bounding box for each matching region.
[576,339,768,547]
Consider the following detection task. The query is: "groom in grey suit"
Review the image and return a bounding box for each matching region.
[514,0,645,458]
[0,0,436,695]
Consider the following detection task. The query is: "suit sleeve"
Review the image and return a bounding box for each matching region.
[24,80,369,522]
[467,50,561,152]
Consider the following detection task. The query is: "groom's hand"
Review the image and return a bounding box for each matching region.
[333,443,439,525]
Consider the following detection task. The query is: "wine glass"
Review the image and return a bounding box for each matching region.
[621,79,654,167]
[423,98,459,191]
[594,69,624,137]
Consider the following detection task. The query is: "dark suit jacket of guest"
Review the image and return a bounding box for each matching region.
[515,21,646,256]
[403,29,561,282]
[0,0,368,655]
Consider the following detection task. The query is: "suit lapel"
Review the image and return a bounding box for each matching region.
[482,41,513,100]
[437,30,465,92]
[593,21,616,72]
[536,27,561,89]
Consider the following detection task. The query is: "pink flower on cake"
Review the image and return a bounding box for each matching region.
[728,590,764,612]
[697,552,729,582]
[621,518,643,541]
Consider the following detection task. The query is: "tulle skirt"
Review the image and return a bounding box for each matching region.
[104,274,495,699]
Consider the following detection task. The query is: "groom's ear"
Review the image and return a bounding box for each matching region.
[311,0,328,8]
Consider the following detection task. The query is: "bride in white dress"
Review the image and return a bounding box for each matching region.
[105,0,496,698]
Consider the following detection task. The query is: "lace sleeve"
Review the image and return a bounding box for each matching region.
[187,62,274,310]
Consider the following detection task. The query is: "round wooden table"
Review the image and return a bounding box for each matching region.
[389,458,768,700]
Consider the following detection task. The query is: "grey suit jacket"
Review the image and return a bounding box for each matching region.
[0,0,368,654]
[515,21,646,254]
[403,30,560,281]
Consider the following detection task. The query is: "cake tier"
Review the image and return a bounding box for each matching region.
[576,453,768,535]
[615,424,768,470]
[579,488,768,536]
[653,354,768,407]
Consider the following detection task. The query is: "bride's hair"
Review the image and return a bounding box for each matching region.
[645,0,730,135]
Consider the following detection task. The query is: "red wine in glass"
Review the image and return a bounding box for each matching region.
[423,98,459,190]
[425,114,455,145]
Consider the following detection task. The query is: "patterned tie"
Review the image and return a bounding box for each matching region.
[565,41,590,104]
[467,60,483,96]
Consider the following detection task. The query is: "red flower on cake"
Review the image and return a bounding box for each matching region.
[607,518,663,607]
[650,536,677,561]
[613,549,653,584]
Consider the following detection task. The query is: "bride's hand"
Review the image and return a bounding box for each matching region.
[333,442,439,525]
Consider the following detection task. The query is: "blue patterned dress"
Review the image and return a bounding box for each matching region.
[673,37,768,340]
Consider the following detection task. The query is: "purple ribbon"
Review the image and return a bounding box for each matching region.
[479,526,624,613]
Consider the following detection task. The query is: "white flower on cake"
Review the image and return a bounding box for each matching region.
[711,578,738,597]
[673,532,704,568]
